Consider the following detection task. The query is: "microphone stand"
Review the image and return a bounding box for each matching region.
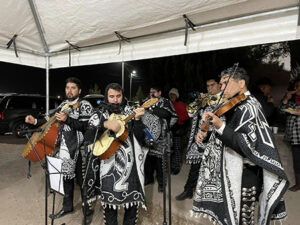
[81,106,105,225]
[162,128,172,225]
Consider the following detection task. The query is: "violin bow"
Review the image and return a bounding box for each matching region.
[214,62,239,109]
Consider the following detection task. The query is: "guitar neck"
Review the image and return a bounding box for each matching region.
[121,98,157,124]
[124,112,136,124]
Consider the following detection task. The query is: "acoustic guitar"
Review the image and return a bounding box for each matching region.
[22,101,80,162]
[92,98,158,159]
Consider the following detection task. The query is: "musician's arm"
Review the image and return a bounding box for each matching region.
[83,113,107,145]
[64,117,88,133]
[33,106,62,126]
[151,107,171,119]
[35,118,47,127]
[217,125,246,157]
[132,120,146,145]
[64,101,94,132]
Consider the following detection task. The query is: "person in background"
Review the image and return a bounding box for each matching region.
[252,77,276,125]
[168,88,189,175]
[143,86,177,192]
[280,78,300,191]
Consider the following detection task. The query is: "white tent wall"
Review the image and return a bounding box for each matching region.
[49,6,299,68]
[0,48,46,68]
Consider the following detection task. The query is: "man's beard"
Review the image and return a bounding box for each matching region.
[66,94,79,101]
[108,103,124,114]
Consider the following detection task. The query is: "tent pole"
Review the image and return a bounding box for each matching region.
[28,0,49,53]
[122,61,125,90]
[46,56,50,117]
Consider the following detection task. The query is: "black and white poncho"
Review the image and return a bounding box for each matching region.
[186,104,217,164]
[58,98,93,179]
[192,94,288,225]
[142,97,177,157]
[85,105,148,209]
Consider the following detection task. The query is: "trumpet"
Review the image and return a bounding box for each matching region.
[186,99,202,114]
[186,94,226,114]
[186,94,209,114]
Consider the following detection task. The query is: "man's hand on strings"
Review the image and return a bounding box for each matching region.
[104,120,121,133]
[202,112,223,129]
[134,106,145,120]
[55,112,67,122]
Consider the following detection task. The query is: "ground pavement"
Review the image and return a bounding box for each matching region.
[0,134,299,225]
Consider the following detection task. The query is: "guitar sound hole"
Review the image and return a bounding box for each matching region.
[108,130,115,138]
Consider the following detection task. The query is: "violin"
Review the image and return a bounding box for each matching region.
[200,93,247,132]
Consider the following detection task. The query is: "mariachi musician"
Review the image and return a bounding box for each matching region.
[143,86,178,192]
[84,83,148,225]
[176,77,223,201]
[25,77,94,223]
[193,66,289,225]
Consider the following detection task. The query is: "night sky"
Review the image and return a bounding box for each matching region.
[0,59,149,99]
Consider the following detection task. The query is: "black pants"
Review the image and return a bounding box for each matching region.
[184,163,200,194]
[104,205,138,225]
[62,153,84,212]
[292,145,300,173]
[144,155,163,187]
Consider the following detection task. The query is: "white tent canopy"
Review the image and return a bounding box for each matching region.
[0,0,299,69]
[0,0,299,114]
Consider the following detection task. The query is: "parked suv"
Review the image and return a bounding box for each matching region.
[83,94,105,107]
[0,93,61,137]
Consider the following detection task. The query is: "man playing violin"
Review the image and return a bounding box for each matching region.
[192,66,289,225]
[25,77,94,223]
[83,83,147,225]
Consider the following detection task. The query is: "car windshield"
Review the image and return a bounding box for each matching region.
[83,95,104,107]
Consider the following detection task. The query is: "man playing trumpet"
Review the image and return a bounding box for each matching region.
[176,77,222,200]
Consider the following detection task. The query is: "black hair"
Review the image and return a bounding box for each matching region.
[150,86,162,92]
[104,83,125,103]
[66,77,82,89]
[294,78,300,85]
[256,77,272,87]
[220,66,249,87]
[206,77,219,83]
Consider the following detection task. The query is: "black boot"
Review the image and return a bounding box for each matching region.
[289,174,300,192]
[82,211,94,225]
[49,208,74,220]
[82,204,94,225]
[175,190,193,200]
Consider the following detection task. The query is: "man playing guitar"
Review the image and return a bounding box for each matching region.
[84,83,148,225]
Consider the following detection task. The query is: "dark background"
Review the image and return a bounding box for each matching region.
[1,40,300,103]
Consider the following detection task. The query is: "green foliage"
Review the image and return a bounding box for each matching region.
[132,86,145,101]
[88,83,101,94]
